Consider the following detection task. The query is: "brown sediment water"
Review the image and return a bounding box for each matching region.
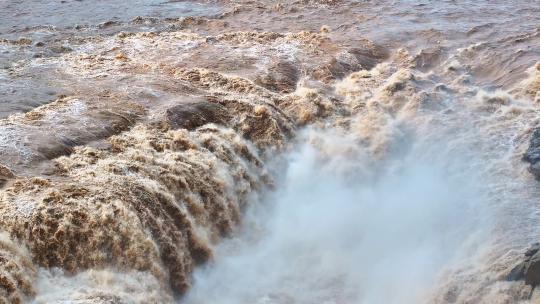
[0,0,539,303]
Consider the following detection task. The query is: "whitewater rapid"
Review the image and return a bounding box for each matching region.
[0,0,539,303]
[182,59,540,303]
[184,128,488,304]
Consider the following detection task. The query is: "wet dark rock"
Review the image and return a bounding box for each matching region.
[526,244,540,257]
[165,101,231,130]
[507,262,527,281]
[523,128,540,180]
[526,255,540,286]
[507,243,540,286]
[255,60,300,93]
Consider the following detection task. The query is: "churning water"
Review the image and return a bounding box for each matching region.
[0,0,539,303]
[185,127,489,304]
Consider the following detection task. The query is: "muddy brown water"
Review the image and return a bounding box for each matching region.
[0,1,539,303]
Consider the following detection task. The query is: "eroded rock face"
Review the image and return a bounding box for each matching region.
[507,243,540,286]
[523,128,540,180]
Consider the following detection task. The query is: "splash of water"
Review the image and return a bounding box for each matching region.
[184,128,489,304]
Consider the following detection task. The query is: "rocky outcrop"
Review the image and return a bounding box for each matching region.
[523,128,540,180]
[507,243,540,286]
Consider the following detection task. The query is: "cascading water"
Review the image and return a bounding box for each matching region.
[184,127,490,304]
[182,51,538,302]
[0,0,539,303]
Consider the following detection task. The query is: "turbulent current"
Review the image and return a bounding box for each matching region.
[0,0,539,303]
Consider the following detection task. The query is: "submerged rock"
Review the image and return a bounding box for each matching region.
[523,128,540,179]
[507,243,540,286]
